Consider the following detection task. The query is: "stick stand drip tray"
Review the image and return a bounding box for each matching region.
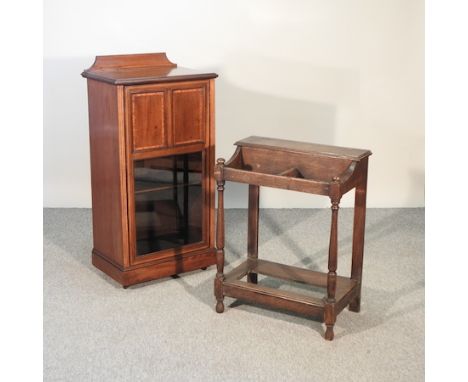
[224,259,358,319]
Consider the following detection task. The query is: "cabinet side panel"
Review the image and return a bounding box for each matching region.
[208,79,216,248]
[87,80,128,268]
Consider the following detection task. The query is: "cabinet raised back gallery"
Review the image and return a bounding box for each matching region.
[82,53,217,287]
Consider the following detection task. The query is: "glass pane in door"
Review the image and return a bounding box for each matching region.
[133,152,203,256]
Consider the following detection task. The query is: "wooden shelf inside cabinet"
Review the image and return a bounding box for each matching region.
[82,52,217,287]
[134,181,202,194]
[214,136,371,341]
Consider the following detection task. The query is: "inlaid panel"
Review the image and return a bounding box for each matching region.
[131,92,167,151]
[172,87,205,145]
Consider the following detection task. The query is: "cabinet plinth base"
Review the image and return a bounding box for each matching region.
[92,248,216,287]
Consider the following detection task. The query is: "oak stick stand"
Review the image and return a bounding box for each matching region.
[214,136,371,341]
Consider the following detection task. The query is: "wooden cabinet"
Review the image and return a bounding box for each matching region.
[82,53,217,287]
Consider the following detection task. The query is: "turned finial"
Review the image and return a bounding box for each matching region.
[215,158,226,185]
[330,177,341,208]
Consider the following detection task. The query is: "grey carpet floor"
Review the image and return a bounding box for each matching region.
[44,208,424,382]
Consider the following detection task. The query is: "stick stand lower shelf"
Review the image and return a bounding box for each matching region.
[213,136,371,341]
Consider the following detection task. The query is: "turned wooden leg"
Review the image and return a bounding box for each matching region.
[214,159,226,313]
[349,159,368,313]
[247,185,260,284]
[325,179,340,340]
[324,304,336,341]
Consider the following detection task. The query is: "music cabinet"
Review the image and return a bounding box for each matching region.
[82,53,218,287]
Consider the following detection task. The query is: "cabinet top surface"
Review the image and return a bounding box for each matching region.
[235,136,372,161]
[81,52,218,85]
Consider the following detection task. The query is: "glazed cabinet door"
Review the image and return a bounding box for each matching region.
[131,151,208,261]
[125,81,211,265]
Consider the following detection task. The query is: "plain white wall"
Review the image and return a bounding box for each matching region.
[44,0,424,208]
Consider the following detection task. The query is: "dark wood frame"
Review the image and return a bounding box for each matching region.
[82,53,218,287]
[214,136,371,341]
